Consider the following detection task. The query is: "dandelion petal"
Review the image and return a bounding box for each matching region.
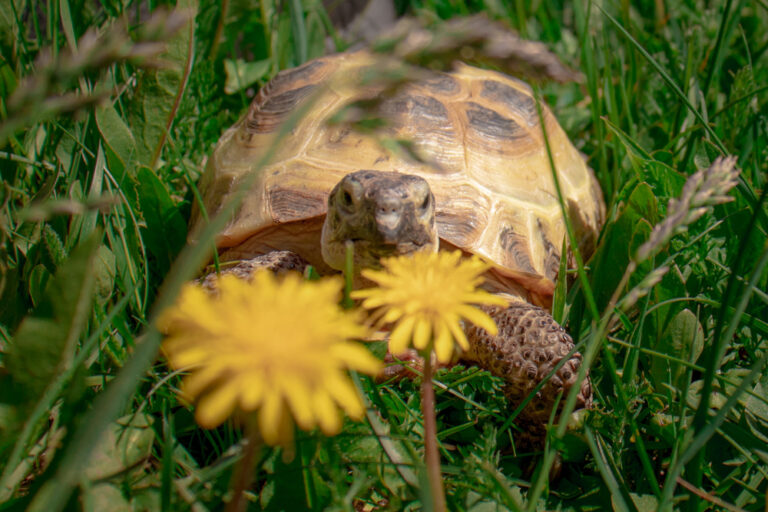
[196,383,239,429]
[325,373,364,420]
[389,315,417,355]
[260,393,287,446]
[446,315,470,351]
[434,319,454,363]
[313,389,342,435]
[413,317,432,350]
[331,343,382,374]
[457,304,498,336]
[281,377,315,430]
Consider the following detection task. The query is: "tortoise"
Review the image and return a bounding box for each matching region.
[189,50,605,441]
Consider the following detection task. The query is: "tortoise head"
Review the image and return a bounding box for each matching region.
[321,170,439,271]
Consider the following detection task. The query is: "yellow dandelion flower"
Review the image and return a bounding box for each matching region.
[351,251,508,363]
[159,271,381,446]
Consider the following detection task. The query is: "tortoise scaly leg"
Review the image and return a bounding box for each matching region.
[199,250,310,291]
[464,302,592,448]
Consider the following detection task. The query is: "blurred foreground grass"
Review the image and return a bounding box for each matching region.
[0,1,767,510]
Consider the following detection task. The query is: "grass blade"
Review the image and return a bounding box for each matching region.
[596,5,726,155]
[584,427,639,512]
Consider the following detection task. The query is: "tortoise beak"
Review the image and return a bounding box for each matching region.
[374,212,434,252]
[374,201,404,244]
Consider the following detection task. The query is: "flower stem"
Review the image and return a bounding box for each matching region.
[421,351,446,512]
[226,415,261,512]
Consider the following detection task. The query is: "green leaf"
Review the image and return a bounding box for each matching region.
[626,493,658,512]
[0,54,17,100]
[744,375,768,425]
[223,58,270,94]
[58,0,78,51]
[95,103,137,178]
[126,1,197,167]
[136,167,186,277]
[81,483,132,512]
[5,233,100,398]
[261,450,314,511]
[602,118,650,177]
[84,414,155,481]
[93,245,116,304]
[27,264,50,307]
[0,0,22,48]
[650,309,704,394]
[586,182,659,310]
[687,368,753,412]
[43,225,67,267]
[0,266,25,331]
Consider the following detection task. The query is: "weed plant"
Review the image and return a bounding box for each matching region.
[0,0,767,511]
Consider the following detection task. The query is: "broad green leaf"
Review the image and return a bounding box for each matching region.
[623,493,658,512]
[598,120,684,222]
[94,245,116,304]
[642,161,686,201]
[129,486,161,511]
[27,264,50,307]
[82,484,132,512]
[718,420,768,466]
[5,234,100,398]
[223,58,270,94]
[744,375,768,425]
[95,103,137,178]
[260,451,313,511]
[54,134,76,171]
[602,118,650,177]
[0,267,25,330]
[84,414,155,481]
[687,369,752,412]
[0,54,17,100]
[466,490,518,512]
[136,167,186,278]
[585,182,659,310]
[126,1,197,167]
[650,309,704,394]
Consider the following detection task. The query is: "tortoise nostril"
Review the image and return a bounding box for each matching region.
[375,207,403,237]
[378,205,398,215]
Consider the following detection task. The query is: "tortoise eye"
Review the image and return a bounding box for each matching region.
[420,194,431,211]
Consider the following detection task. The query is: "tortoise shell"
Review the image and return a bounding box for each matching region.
[191,51,605,305]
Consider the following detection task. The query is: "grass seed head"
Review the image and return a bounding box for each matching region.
[635,156,739,263]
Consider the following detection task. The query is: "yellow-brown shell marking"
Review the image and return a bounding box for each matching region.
[191,51,605,303]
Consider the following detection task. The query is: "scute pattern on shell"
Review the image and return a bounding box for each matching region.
[191,51,605,303]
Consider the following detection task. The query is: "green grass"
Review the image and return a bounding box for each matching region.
[1,0,767,510]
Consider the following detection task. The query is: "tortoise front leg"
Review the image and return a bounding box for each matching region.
[199,250,310,290]
[464,302,592,447]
